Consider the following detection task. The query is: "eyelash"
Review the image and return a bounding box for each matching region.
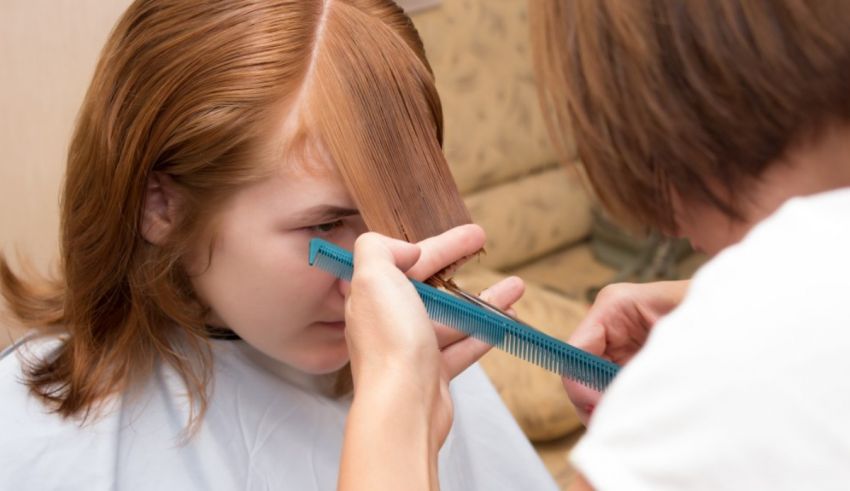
[308,219,345,235]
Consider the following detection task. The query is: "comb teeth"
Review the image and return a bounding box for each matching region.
[309,239,354,282]
[308,238,619,392]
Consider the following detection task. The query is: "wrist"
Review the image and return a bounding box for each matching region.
[343,378,439,490]
[352,355,437,395]
[352,367,435,423]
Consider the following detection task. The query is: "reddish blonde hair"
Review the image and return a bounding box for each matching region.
[1,0,469,425]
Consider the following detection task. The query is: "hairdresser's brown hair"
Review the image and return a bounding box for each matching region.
[530,0,850,231]
[1,0,469,426]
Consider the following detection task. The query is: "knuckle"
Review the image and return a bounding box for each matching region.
[351,269,383,291]
[354,232,381,251]
[596,282,628,301]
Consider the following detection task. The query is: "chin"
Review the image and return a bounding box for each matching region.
[294,348,350,375]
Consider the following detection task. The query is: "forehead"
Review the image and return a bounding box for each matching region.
[223,153,353,224]
[225,112,350,211]
[280,133,341,181]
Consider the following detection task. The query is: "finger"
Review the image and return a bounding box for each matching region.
[570,302,613,344]
[349,233,428,333]
[441,278,523,377]
[347,234,435,371]
[436,276,525,349]
[441,336,493,379]
[406,224,486,281]
[569,284,626,343]
[434,324,463,349]
[568,323,606,353]
[562,377,600,426]
[482,276,525,307]
[353,232,421,274]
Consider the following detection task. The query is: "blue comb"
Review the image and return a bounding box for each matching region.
[309,238,620,392]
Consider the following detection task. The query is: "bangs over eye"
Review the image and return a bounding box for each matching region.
[300,1,472,243]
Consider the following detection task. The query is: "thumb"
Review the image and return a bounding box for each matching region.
[569,323,606,356]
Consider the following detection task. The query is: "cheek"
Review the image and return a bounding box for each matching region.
[284,264,342,310]
[677,219,702,243]
[198,237,343,329]
[671,192,713,250]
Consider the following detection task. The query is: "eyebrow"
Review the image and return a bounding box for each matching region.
[293,205,360,224]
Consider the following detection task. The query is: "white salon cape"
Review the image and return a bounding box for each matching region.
[0,338,557,490]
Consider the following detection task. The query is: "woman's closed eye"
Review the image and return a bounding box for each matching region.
[308,220,345,235]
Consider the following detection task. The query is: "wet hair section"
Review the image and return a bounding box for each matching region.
[304,1,472,243]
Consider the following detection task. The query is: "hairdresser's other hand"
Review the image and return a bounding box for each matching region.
[565,280,690,425]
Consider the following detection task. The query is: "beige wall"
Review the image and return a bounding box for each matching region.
[0,1,133,273]
[0,1,132,345]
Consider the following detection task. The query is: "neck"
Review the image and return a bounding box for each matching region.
[735,123,850,239]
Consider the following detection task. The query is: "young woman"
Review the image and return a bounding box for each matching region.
[0,1,557,489]
[339,1,850,489]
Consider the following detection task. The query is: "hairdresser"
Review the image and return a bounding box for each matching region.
[338,0,850,489]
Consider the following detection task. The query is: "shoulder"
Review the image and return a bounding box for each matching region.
[0,335,123,487]
[0,335,79,435]
[721,188,850,281]
[625,189,850,405]
[0,333,60,389]
[570,189,850,489]
[675,189,850,337]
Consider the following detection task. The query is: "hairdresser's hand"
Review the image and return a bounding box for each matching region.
[340,227,523,491]
[345,225,523,440]
[565,280,689,425]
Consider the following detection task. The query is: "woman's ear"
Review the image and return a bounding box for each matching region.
[141,172,180,245]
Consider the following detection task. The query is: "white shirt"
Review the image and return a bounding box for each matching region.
[0,338,556,490]
[572,188,850,490]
